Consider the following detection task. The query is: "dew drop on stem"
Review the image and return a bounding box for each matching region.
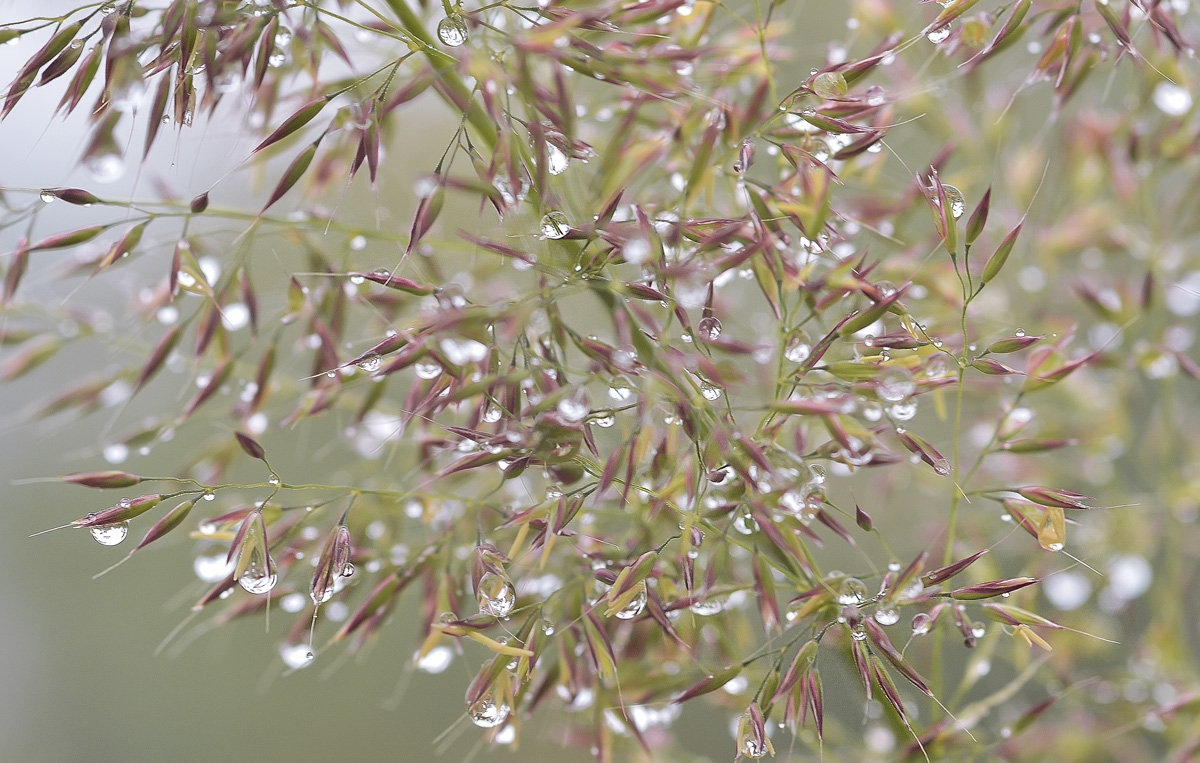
[437,14,469,47]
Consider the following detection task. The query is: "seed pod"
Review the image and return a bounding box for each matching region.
[61,470,142,489]
[72,494,163,527]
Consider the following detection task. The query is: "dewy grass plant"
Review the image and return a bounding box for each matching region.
[3,0,1200,759]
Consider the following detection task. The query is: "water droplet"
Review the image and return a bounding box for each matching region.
[927,24,951,44]
[557,398,589,422]
[437,14,469,46]
[700,382,722,401]
[851,623,868,641]
[911,612,932,635]
[837,577,869,605]
[91,522,129,546]
[887,400,918,420]
[971,621,986,638]
[690,596,726,616]
[415,644,454,673]
[477,571,516,618]
[593,412,615,428]
[540,211,570,239]
[733,514,758,535]
[614,583,647,620]
[356,353,382,372]
[865,85,886,106]
[697,316,722,341]
[877,368,915,402]
[1015,328,1026,337]
[468,694,511,728]
[39,190,55,203]
[414,360,442,379]
[280,643,314,669]
[874,607,900,626]
[267,474,280,485]
[608,386,633,402]
[942,185,965,219]
[784,332,812,363]
[546,144,569,175]
[85,152,125,183]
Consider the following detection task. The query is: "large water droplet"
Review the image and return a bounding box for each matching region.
[614,583,647,620]
[414,360,442,379]
[690,596,726,616]
[874,607,900,626]
[468,694,511,728]
[477,571,516,618]
[942,184,965,219]
[91,522,129,546]
[877,368,915,402]
[927,24,951,44]
[540,211,570,239]
[356,352,382,372]
[557,398,589,422]
[697,316,722,341]
[784,332,811,363]
[837,577,869,605]
[546,144,569,175]
[911,612,932,635]
[416,645,454,673]
[700,382,722,401]
[437,14,469,47]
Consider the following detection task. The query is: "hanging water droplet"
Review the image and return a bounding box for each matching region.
[483,406,502,423]
[99,2,117,14]
[690,596,727,616]
[614,583,647,620]
[239,565,278,594]
[416,644,454,673]
[1015,328,1026,337]
[942,184,965,219]
[865,84,886,106]
[477,571,516,618]
[267,474,280,485]
[468,694,511,728]
[557,398,589,422]
[437,14,469,47]
[356,352,382,372]
[874,607,900,626]
[851,623,868,641]
[280,643,314,669]
[837,577,869,605]
[911,612,932,635]
[540,211,570,239]
[546,144,569,175]
[877,368,915,402]
[733,514,758,535]
[887,400,918,420]
[784,332,812,363]
[927,24,952,44]
[971,621,986,639]
[700,382,722,401]
[593,412,615,428]
[202,490,216,501]
[91,522,129,546]
[697,316,722,341]
[39,190,55,203]
[608,386,632,402]
[414,360,442,379]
